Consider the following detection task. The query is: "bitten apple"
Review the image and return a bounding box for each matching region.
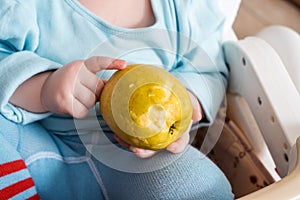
[100,64,193,150]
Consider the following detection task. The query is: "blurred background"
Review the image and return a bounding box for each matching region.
[233,0,300,39]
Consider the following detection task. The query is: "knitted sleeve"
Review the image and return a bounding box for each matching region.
[0,1,61,124]
[171,0,227,124]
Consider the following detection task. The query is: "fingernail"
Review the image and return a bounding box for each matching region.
[113,59,126,67]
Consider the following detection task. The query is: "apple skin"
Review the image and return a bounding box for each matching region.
[100,64,193,150]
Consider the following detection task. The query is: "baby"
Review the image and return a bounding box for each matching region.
[0,0,234,199]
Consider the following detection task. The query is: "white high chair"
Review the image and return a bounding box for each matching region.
[217,1,300,199]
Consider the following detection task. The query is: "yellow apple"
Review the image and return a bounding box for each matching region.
[100,64,193,150]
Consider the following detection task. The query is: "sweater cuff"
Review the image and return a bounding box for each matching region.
[0,51,62,124]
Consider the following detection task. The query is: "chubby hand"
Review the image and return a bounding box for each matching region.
[115,91,203,158]
[41,56,126,118]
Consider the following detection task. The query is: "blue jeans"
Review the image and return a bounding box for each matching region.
[0,114,234,200]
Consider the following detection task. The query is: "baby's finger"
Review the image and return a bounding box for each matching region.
[73,82,97,109]
[70,97,89,119]
[129,146,157,159]
[84,56,126,73]
[114,134,157,158]
[113,134,130,148]
[187,91,203,123]
[78,66,104,99]
[166,121,192,154]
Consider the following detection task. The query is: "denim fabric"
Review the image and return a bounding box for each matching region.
[0,114,234,200]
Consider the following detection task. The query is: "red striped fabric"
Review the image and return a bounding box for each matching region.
[0,159,40,200]
[26,193,40,200]
[0,178,36,200]
[0,160,27,177]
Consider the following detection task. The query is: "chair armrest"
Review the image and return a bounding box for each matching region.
[237,137,300,200]
[224,36,300,177]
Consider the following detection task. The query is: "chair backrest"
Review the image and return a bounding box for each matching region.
[256,26,300,93]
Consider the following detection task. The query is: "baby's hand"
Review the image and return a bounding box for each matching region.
[114,121,192,158]
[165,92,202,155]
[41,56,126,118]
